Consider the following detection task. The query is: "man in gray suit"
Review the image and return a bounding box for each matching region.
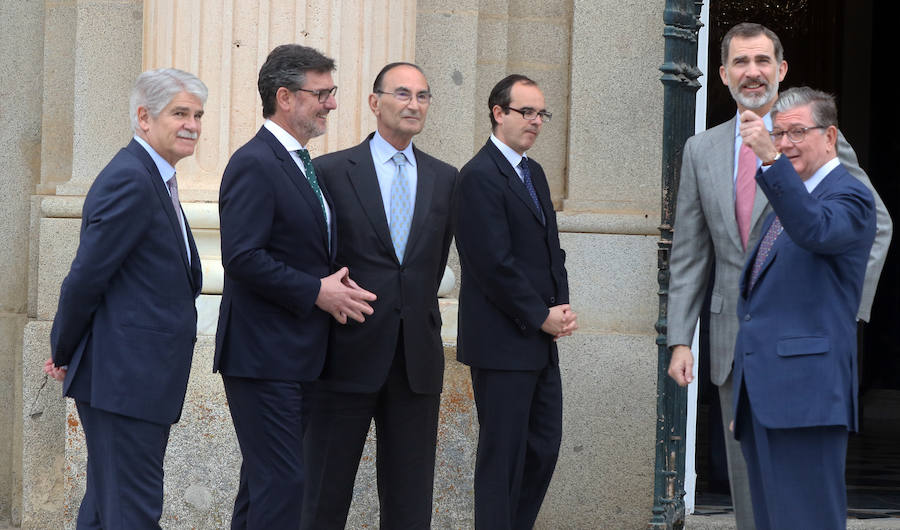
[667,22,892,528]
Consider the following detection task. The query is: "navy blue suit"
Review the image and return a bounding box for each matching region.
[734,157,876,529]
[300,135,456,529]
[215,125,336,528]
[455,139,568,530]
[51,139,202,529]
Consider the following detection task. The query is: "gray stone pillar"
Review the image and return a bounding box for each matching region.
[56,0,143,196]
[0,0,45,525]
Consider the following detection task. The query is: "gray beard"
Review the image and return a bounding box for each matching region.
[730,79,779,111]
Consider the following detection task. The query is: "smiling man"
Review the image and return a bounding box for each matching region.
[46,68,206,529]
[665,23,892,529]
[734,87,876,528]
[215,44,376,529]
[300,62,457,529]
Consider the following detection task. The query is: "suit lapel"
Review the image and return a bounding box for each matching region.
[708,117,745,252]
[258,128,330,251]
[404,145,436,261]
[485,141,545,225]
[126,140,196,288]
[345,140,397,260]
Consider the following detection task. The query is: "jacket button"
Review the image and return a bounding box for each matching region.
[744,314,751,321]
[549,297,556,304]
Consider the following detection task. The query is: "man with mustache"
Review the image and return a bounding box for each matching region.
[300,62,457,529]
[46,68,206,528]
[215,44,375,528]
[455,74,577,529]
[666,23,892,528]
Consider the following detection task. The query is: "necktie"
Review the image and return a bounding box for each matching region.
[390,152,412,263]
[735,143,757,250]
[519,157,545,224]
[748,216,782,291]
[167,174,190,264]
[295,149,330,247]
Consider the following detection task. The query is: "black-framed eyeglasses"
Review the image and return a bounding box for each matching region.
[375,89,432,105]
[294,86,338,103]
[769,125,824,143]
[505,106,552,122]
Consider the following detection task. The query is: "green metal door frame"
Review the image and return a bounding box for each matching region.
[649,1,703,528]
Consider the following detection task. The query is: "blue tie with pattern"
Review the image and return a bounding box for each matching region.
[749,216,782,291]
[390,152,412,262]
[519,157,545,224]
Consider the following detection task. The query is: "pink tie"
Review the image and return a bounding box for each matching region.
[735,143,756,250]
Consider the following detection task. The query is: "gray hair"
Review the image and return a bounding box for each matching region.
[129,68,208,133]
[773,87,838,129]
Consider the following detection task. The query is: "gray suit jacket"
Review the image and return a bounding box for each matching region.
[667,116,892,385]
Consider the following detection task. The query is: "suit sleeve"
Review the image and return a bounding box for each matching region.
[455,165,551,332]
[439,167,459,286]
[757,156,875,255]
[219,152,322,316]
[50,166,154,366]
[836,129,892,321]
[666,136,715,348]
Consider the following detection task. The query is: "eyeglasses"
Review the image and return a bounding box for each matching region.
[769,125,824,143]
[294,86,338,103]
[505,106,552,123]
[375,89,433,105]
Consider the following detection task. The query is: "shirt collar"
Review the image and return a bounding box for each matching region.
[133,135,176,183]
[732,110,774,139]
[371,130,416,167]
[490,133,526,169]
[264,119,307,153]
[804,157,840,193]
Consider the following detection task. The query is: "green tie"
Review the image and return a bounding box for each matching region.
[295,149,329,247]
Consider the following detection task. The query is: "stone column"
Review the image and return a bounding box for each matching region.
[0,3,45,527]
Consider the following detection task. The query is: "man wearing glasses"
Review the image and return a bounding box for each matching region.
[666,23,891,528]
[455,74,577,529]
[215,44,375,528]
[733,87,876,528]
[300,62,457,529]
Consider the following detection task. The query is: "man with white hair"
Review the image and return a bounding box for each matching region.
[46,68,206,529]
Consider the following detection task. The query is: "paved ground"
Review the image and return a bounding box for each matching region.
[687,514,900,529]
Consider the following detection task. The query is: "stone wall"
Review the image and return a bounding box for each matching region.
[4,0,667,528]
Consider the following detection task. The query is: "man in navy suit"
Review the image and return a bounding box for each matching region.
[45,68,207,529]
[454,75,577,529]
[300,62,457,530]
[214,45,376,528]
[735,87,877,528]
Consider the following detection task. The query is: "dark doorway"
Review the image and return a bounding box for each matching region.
[694,0,900,519]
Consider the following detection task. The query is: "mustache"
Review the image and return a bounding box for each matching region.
[177,130,198,140]
[740,76,768,89]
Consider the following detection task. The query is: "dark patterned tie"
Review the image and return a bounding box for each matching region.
[295,149,330,248]
[749,216,782,291]
[518,157,545,224]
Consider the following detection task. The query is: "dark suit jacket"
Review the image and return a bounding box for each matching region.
[734,158,876,436]
[214,126,337,381]
[50,139,202,425]
[312,133,457,394]
[455,139,569,371]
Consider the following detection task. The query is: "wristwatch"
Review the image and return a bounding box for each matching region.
[762,152,782,166]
